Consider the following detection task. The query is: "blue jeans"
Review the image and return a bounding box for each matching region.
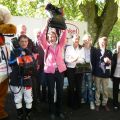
[81,73,95,103]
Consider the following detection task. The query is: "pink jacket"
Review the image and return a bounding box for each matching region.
[37,29,67,73]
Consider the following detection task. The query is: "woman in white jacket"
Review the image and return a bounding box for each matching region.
[65,34,85,109]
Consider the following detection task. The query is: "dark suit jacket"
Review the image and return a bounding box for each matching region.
[92,48,112,78]
[90,46,97,75]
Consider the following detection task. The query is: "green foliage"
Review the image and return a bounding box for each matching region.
[0,0,83,20]
[0,0,108,21]
[1,0,120,48]
[0,0,18,15]
[108,19,120,50]
[0,0,119,21]
[58,0,83,20]
[108,6,120,50]
[96,0,105,16]
[0,0,41,17]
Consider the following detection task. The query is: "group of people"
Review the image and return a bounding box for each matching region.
[1,21,120,120]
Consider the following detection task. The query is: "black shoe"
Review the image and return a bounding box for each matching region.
[26,115,30,120]
[50,114,55,120]
[17,108,24,120]
[57,113,65,120]
[25,108,32,120]
[17,114,24,120]
[113,106,119,111]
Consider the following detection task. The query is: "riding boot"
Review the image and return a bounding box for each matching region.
[25,108,32,120]
[17,108,24,120]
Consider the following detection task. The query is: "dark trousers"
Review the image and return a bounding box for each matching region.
[41,72,47,101]
[32,75,39,103]
[45,71,64,114]
[67,68,83,108]
[113,77,120,107]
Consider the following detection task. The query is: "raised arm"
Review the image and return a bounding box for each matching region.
[59,30,67,47]
[37,28,48,50]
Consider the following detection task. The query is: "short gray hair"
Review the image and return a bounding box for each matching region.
[82,34,92,41]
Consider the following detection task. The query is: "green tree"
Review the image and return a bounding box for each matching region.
[108,19,120,50]
[78,0,118,45]
[43,0,119,45]
[0,0,119,45]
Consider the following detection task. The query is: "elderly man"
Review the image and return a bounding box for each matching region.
[81,34,96,110]
[93,37,112,111]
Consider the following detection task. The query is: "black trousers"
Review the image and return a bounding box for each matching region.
[113,77,120,107]
[67,67,83,108]
[45,71,64,114]
[32,71,42,106]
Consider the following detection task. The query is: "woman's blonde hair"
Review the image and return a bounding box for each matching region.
[82,34,92,41]
[82,34,92,45]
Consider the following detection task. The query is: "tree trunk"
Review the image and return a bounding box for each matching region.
[79,0,118,45]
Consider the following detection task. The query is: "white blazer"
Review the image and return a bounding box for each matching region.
[65,45,85,68]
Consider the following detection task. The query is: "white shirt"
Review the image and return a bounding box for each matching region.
[101,48,105,56]
[65,45,85,68]
[114,57,120,77]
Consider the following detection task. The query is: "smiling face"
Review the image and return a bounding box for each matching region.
[98,37,108,49]
[72,35,80,48]
[82,35,92,47]
[48,32,57,44]
[73,38,79,48]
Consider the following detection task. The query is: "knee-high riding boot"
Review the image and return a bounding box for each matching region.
[25,108,32,120]
[17,108,24,120]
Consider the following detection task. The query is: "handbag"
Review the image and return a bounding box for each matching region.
[75,62,92,73]
[48,15,67,30]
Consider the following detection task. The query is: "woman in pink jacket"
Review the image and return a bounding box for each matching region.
[37,26,67,120]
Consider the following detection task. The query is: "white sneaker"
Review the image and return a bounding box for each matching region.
[90,102,95,110]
